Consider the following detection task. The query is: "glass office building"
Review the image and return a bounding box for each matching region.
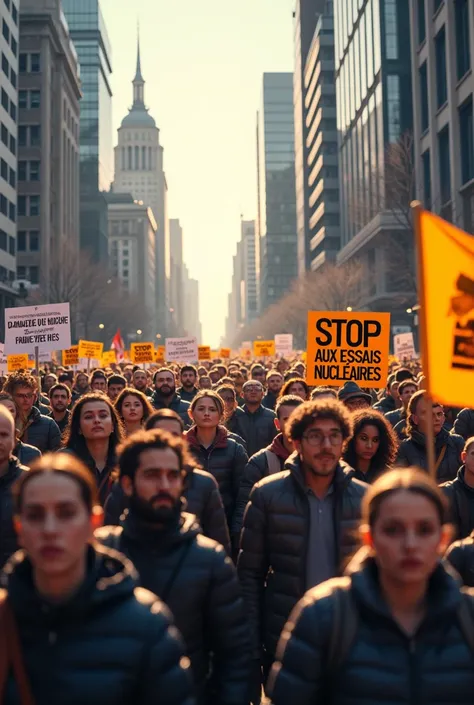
[62,0,113,262]
[256,73,298,312]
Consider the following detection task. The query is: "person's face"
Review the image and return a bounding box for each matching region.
[181,370,197,389]
[61,378,73,391]
[133,371,148,391]
[122,448,184,523]
[190,396,221,428]
[230,371,243,388]
[267,374,284,394]
[355,424,380,463]
[251,368,266,384]
[243,383,264,406]
[288,382,307,400]
[218,391,236,414]
[389,381,399,399]
[121,395,144,424]
[43,375,56,392]
[199,377,211,390]
[345,396,371,412]
[76,374,89,391]
[155,371,175,396]
[275,404,298,441]
[16,474,101,579]
[209,370,220,385]
[294,364,305,377]
[0,413,14,462]
[366,490,449,587]
[294,418,344,477]
[108,383,125,402]
[91,377,107,393]
[463,445,474,477]
[412,400,445,435]
[123,367,134,383]
[0,398,17,421]
[79,401,113,441]
[277,359,290,373]
[399,384,417,409]
[13,385,36,415]
[151,418,183,437]
[50,390,70,413]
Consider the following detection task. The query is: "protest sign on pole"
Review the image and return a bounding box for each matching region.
[4,303,71,354]
[165,337,198,363]
[198,346,211,361]
[62,346,79,367]
[155,346,165,364]
[220,347,231,359]
[78,340,103,360]
[0,343,6,374]
[101,350,117,367]
[7,354,29,372]
[393,332,416,360]
[253,340,276,357]
[274,334,293,356]
[130,342,154,365]
[306,311,391,388]
[240,348,252,360]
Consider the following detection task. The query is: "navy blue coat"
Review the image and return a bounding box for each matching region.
[19,406,61,453]
[0,457,28,568]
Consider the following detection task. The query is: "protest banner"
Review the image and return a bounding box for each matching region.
[130,342,154,364]
[220,347,231,359]
[0,343,6,374]
[253,340,276,357]
[78,340,103,360]
[165,336,198,363]
[5,302,71,354]
[198,346,211,361]
[393,332,416,360]
[306,311,391,388]
[62,346,79,367]
[155,346,165,363]
[102,350,117,367]
[7,354,29,372]
[275,334,293,356]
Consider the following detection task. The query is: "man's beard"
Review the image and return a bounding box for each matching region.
[304,453,337,477]
[157,385,175,397]
[129,491,181,526]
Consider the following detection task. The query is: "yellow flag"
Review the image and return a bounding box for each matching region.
[417,208,474,408]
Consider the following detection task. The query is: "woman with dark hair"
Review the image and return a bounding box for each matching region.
[343,409,399,484]
[268,468,474,704]
[278,377,310,401]
[0,453,195,705]
[114,387,153,436]
[61,392,124,506]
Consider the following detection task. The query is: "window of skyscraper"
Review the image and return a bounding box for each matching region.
[17,231,25,251]
[438,127,451,204]
[459,98,474,185]
[422,150,431,208]
[434,0,443,14]
[18,160,26,181]
[18,53,26,73]
[18,90,26,110]
[455,0,471,80]
[30,54,40,73]
[384,0,398,59]
[419,62,429,132]
[435,27,447,108]
[387,75,401,143]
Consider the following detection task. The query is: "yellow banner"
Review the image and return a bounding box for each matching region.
[253,340,276,357]
[417,208,474,407]
[7,354,29,372]
[130,342,154,364]
[155,345,165,363]
[102,350,116,366]
[78,340,103,360]
[198,345,211,361]
[220,347,231,359]
[62,346,79,367]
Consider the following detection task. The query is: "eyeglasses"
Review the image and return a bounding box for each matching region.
[244,385,263,392]
[14,392,34,401]
[302,430,343,447]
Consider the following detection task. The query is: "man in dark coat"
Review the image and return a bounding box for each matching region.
[453,408,474,441]
[262,370,284,411]
[237,398,366,694]
[177,365,200,402]
[96,429,250,705]
[5,371,61,452]
[441,437,474,540]
[150,368,191,427]
[227,380,277,457]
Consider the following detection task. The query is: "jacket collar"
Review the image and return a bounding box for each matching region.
[122,508,200,548]
[285,452,353,494]
[268,433,291,461]
[185,424,228,450]
[0,456,24,486]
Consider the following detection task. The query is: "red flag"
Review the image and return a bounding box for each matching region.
[111,329,125,362]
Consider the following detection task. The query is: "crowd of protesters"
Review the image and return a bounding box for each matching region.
[1,354,474,703]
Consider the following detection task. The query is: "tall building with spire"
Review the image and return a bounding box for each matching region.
[113,34,170,335]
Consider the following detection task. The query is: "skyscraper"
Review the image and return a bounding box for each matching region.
[169,219,185,336]
[113,38,170,336]
[182,264,202,343]
[241,219,258,324]
[256,73,297,314]
[62,0,113,263]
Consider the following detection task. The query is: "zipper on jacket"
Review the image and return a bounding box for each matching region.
[408,637,417,705]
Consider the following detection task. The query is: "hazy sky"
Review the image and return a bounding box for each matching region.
[100,0,295,347]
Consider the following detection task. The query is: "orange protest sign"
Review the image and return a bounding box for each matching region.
[62,346,79,367]
[102,350,116,366]
[306,311,390,388]
[78,340,103,360]
[220,347,231,359]
[198,346,211,361]
[253,340,276,357]
[155,345,165,363]
[7,354,29,372]
[130,342,154,364]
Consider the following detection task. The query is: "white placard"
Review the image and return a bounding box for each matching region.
[80,357,100,369]
[0,343,6,374]
[275,333,293,355]
[165,336,198,363]
[5,303,71,354]
[241,341,252,350]
[394,332,416,360]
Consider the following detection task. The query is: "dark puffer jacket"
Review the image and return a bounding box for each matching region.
[384,408,404,427]
[372,394,396,414]
[227,404,277,458]
[268,557,474,705]
[397,428,464,483]
[150,391,191,427]
[2,546,195,705]
[441,467,474,540]
[104,469,231,555]
[185,426,248,532]
[19,406,61,452]
[96,512,250,705]
[453,408,474,441]
[237,456,366,658]
[14,441,41,467]
[445,532,474,586]
[0,457,28,568]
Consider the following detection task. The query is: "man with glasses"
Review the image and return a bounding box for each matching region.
[237,399,366,701]
[228,379,277,457]
[4,371,61,452]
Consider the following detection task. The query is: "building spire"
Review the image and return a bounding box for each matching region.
[134,20,143,82]
[133,21,145,106]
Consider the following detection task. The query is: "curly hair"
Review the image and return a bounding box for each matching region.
[4,371,37,395]
[288,399,353,443]
[278,377,310,401]
[62,392,124,459]
[114,387,153,424]
[343,409,399,475]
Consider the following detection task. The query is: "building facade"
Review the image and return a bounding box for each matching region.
[182,264,202,342]
[225,238,244,344]
[409,0,474,231]
[334,0,415,323]
[62,0,113,263]
[0,0,18,332]
[256,73,298,314]
[107,193,157,339]
[18,0,81,291]
[168,218,185,336]
[241,219,258,324]
[113,41,170,335]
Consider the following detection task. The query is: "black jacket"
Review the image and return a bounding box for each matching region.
[397,428,464,483]
[104,469,232,555]
[453,408,474,441]
[384,408,404,427]
[441,467,474,540]
[14,441,41,467]
[372,395,396,414]
[262,391,278,411]
[237,455,366,658]
[48,409,71,435]
[19,406,61,453]
[96,512,250,705]
[227,404,277,458]
[268,557,474,705]
[150,391,191,426]
[185,426,248,533]
[177,386,199,402]
[446,532,474,587]
[0,458,28,569]
[2,546,195,705]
